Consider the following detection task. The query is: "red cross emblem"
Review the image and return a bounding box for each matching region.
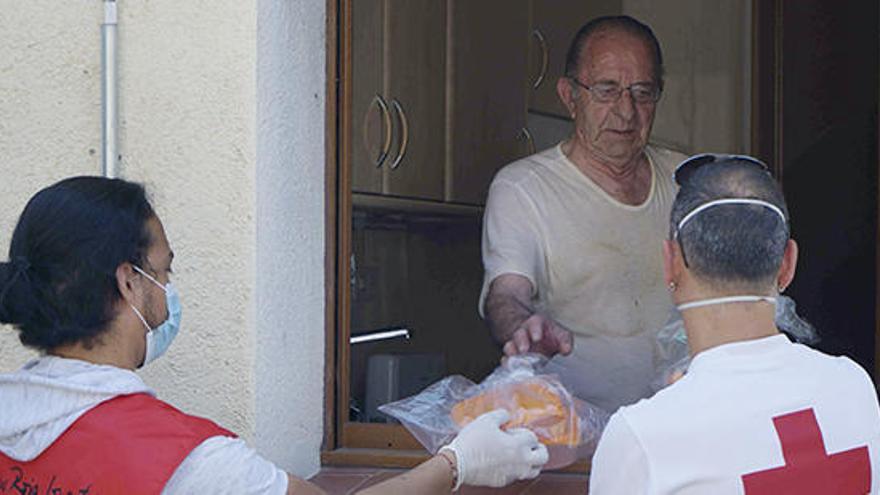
[741,408,871,494]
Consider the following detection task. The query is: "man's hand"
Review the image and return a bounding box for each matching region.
[484,274,575,359]
[502,313,573,358]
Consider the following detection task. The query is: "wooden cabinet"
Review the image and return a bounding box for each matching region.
[351,0,446,200]
[447,0,531,205]
[528,0,622,118]
[353,0,538,206]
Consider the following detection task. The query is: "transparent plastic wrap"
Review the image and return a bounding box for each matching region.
[651,312,690,392]
[652,295,819,391]
[378,354,610,470]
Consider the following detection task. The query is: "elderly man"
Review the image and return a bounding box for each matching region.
[481,15,686,412]
[589,154,880,493]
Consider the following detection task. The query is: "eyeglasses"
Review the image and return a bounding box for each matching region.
[569,78,661,104]
[673,153,770,186]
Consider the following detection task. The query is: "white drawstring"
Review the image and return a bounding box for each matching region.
[677,198,786,236]
[677,295,777,312]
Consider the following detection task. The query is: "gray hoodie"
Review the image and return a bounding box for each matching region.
[0,356,290,494]
[0,356,153,462]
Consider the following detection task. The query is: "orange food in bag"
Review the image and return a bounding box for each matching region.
[450,378,580,446]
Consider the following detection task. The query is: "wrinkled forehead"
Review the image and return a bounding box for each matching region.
[579,29,656,79]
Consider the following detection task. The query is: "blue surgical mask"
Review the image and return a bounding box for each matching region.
[130,265,182,366]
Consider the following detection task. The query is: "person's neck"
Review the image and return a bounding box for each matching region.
[560,139,650,205]
[682,301,779,356]
[50,325,139,370]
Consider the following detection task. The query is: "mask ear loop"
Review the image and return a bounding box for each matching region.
[130,303,152,331]
[129,264,164,331]
[673,230,691,268]
[132,265,167,292]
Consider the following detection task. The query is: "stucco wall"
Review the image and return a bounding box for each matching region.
[254,0,326,477]
[0,0,325,477]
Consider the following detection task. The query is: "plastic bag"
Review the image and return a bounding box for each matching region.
[378,354,610,470]
[652,295,819,391]
[651,312,690,392]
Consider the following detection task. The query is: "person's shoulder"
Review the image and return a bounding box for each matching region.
[164,436,288,495]
[645,143,688,175]
[492,145,564,187]
[793,344,876,388]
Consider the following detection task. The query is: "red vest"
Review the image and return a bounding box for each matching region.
[0,393,235,494]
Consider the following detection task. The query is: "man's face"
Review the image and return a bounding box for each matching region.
[563,30,658,167]
[140,216,174,326]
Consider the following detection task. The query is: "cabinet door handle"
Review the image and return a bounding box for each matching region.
[390,98,409,170]
[518,127,536,155]
[532,29,548,90]
[366,94,393,168]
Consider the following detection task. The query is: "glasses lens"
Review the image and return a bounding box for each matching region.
[590,83,621,102]
[629,84,659,103]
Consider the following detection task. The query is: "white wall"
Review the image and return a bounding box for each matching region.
[0,0,325,478]
[255,0,326,477]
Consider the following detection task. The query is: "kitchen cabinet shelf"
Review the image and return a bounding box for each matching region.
[352,192,483,218]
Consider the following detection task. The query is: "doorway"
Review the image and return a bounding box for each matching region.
[753,0,880,381]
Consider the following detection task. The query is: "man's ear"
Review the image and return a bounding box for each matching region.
[556,77,577,119]
[663,239,675,286]
[116,263,140,305]
[663,239,680,287]
[777,239,798,292]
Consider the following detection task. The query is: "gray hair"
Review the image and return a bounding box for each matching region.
[565,15,665,90]
[670,160,790,290]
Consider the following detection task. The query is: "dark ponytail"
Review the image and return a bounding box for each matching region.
[1,176,155,351]
[0,258,35,324]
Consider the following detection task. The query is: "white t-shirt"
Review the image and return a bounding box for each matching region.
[480,143,686,411]
[164,436,288,494]
[589,334,880,494]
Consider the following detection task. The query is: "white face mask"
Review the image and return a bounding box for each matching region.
[129,265,182,366]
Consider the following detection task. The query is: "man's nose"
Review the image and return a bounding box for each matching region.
[612,89,637,119]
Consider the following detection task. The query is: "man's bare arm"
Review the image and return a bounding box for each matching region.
[484,274,573,357]
[355,454,456,495]
[484,274,536,344]
[287,474,326,495]
[286,456,454,495]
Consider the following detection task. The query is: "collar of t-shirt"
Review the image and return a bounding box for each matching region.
[688,334,791,375]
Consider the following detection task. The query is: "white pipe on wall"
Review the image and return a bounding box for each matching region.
[101,0,118,178]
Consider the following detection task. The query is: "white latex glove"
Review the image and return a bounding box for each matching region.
[440,409,548,490]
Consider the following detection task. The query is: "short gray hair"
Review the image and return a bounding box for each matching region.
[670,159,789,290]
[565,15,664,90]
